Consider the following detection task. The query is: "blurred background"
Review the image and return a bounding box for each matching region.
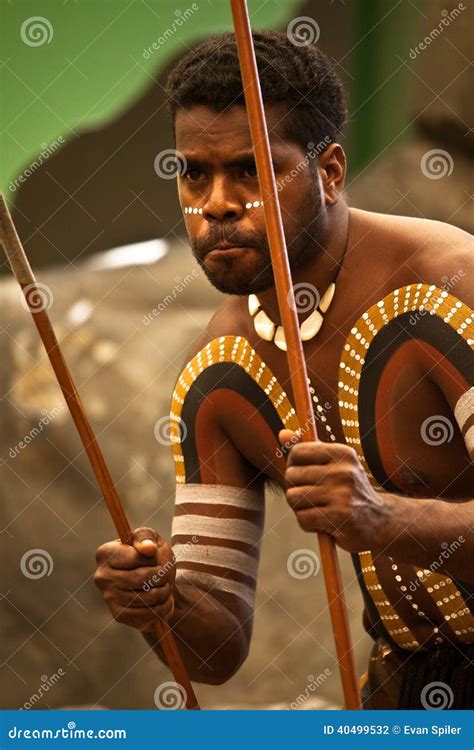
[0,0,472,710]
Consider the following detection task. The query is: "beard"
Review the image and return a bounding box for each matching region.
[189,182,326,295]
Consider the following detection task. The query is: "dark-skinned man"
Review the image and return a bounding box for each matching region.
[94,31,473,709]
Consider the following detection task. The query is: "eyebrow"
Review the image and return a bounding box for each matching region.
[183,151,258,170]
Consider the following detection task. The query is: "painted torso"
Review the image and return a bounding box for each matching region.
[169,210,474,652]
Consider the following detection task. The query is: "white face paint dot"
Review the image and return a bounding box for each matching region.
[193,208,198,214]
[253,200,260,208]
[245,202,252,209]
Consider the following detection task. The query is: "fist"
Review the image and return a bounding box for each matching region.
[279,429,390,552]
[94,527,176,632]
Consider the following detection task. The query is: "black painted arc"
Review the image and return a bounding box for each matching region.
[358,312,474,493]
[179,361,287,484]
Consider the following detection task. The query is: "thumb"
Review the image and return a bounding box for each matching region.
[278,428,301,453]
[132,527,158,557]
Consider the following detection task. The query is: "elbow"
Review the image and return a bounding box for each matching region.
[193,635,250,686]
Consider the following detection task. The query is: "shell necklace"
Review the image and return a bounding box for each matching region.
[248,282,336,352]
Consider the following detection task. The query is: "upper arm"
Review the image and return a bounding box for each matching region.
[416,256,474,462]
[168,336,266,636]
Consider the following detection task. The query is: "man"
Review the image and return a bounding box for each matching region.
[94,31,473,708]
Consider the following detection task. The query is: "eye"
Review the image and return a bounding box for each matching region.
[242,163,258,178]
[184,168,204,182]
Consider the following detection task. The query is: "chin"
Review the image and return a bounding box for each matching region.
[205,270,275,296]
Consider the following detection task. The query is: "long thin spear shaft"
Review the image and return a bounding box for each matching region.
[230,1,361,709]
[0,194,199,710]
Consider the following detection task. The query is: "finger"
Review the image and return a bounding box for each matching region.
[278,429,301,451]
[286,486,329,509]
[110,566,172,591]
[112,600,174,628]
[109,584,171,608]
[285,463,333,487]
[294,507,334,534]
[132,527,159,558]
[286,441,332,466]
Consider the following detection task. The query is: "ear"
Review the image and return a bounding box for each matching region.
[318,143,346,207]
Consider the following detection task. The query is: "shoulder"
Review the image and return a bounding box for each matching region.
[350,208,473,306]
[177,295,249,370]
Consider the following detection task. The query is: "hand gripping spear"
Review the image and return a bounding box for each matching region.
[0,194,200,710]
[229,1,362,709]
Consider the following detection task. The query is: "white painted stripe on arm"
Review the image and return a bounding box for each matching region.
[175,568,256,608]
[172,514,262,547]
[173,543,259,578]
[174,483,262,511]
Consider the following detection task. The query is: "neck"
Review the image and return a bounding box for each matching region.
[256,201,350,324]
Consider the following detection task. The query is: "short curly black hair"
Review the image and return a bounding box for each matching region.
[165,29,347,152]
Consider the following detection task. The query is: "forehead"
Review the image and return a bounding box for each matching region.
[175,103,295,156]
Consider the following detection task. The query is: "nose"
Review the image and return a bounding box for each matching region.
[203,177,244,223]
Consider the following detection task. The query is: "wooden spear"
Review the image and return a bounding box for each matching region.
[229,0,362,709]
[0,194,199,710]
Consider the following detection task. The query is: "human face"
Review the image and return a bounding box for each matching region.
[175,104,327,295]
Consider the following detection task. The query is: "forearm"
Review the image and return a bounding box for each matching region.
[373,494,473,582]
[143,583,249,685]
